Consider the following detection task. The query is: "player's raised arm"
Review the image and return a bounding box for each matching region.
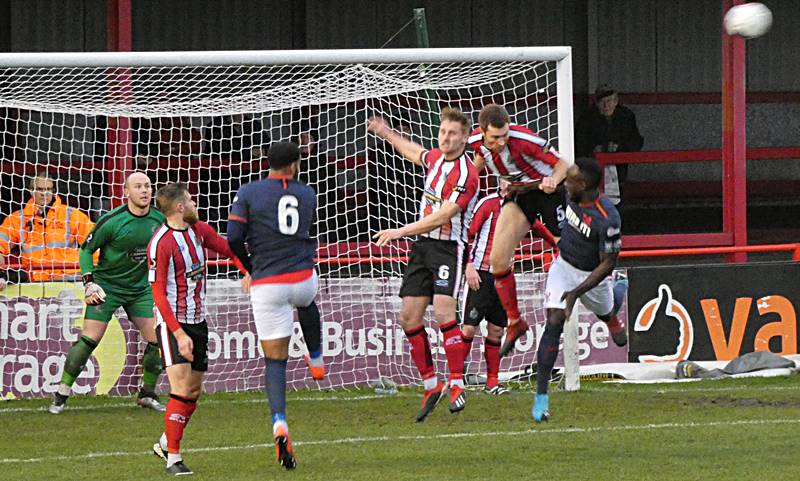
[368,116,425,166]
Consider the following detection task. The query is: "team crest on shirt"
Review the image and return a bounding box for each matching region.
[185,262,205,281]
[128,246,148,263]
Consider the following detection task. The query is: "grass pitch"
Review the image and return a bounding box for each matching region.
[2,376,799,480]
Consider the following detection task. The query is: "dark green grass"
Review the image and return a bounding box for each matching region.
[2,376,799,480]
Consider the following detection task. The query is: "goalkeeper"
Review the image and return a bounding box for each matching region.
[50,172,167,414]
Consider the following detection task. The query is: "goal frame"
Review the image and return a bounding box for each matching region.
[0,46,580,392]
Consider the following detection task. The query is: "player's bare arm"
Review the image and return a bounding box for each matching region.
[540,158,569,194]
[465,263,481,291]
[367,116,425,165]
[373,201,461,246]
[560,251,619,318]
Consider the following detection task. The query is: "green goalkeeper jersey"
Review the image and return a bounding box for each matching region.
[79,204,165,296]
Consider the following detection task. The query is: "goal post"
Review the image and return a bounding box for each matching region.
[0,46,585,398]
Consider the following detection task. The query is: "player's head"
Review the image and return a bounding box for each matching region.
[437,107,469,158]
[29,170,54,208]
[156,182,198,224]
[565,157,602,198]
[595,84,619,117]
[478,104,510,153]
[268,141,302,176]
[124,172,153,210]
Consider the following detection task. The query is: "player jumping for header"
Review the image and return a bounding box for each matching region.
[532,157,627,423]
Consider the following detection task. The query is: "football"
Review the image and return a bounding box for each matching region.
[724,2,773,38]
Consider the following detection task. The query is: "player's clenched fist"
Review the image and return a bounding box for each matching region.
[367,116,389,137]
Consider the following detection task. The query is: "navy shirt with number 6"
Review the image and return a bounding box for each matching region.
[227,175,316,282]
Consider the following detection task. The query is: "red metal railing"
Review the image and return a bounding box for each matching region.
[3,243,798,282]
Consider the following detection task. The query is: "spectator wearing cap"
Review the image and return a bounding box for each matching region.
[575,84,644,205]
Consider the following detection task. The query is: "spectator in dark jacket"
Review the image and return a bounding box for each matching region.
[575,85,644,204]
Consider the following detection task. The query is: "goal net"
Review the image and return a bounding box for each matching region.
[0,48,586,399]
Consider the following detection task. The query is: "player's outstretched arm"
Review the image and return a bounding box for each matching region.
[560,252,618,319]
[541,158,569,193]
[373,201,461,246]
[367,116,425,166]
[194,221,249,275]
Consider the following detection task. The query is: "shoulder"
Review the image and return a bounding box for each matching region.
[149,225,174,252]
[149,207,166,221]
[94,205,129,229]
[508,125,546,147]
[615,105,637,118]
[191,220,215,237]
[467,128,483,148]
[598,196,621,225]
[474,193,500,212]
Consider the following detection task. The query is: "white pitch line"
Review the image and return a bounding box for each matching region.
[1,418,798,465]
[2,382,799,414]
[0,393,410,414]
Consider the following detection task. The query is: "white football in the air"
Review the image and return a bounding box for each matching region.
[724,2,773,38]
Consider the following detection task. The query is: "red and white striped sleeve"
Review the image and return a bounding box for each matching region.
[419,148,442,168]
[193,221,248,274]
[513,125,560,167]
[149,235,181,333]
[467,196,492,262]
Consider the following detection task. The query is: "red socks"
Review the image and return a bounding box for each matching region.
[440,321,465,381]
[165,394,198,454]
[606,315,624,335]
[462,334,474,361]
[484,338,501,388]
[493,268,521,322]
[404,325,435,380]
[532,220,558,250]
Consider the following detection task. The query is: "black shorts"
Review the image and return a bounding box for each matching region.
[399,238,466,299]
[506,185,566,235]
[156,321,209,372]
[462,270,508,328]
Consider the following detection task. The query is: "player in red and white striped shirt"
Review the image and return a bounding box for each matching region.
[369,108,479,421]
[468,104,569,357]
[147,182,248,476]
[462,180,558,394]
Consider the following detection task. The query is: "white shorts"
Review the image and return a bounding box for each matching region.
[250,272,319,341]
[544,256,613,316]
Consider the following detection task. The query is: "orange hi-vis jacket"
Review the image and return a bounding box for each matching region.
[0,195,94,281]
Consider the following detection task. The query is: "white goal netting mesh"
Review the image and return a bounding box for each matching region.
[0,57,573,398]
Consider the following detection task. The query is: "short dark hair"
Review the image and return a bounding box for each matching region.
[155,182,189,215]
[575,157,602,190]
[595,84,617,101]
[268,141,301,170]
[478,104,510,130]
[440,107,470,133]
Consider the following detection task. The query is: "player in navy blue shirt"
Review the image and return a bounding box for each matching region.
[532,157,627,423]
[227,142,322,470]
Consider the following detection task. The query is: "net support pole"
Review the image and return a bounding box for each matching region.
[721,0,747,263]
[562,304,580,392]
[106,0,133,207]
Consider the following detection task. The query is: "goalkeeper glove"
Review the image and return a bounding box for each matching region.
[84,282,107,305]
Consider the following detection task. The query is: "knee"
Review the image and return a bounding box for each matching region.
[399,312,421,330]
[461,324,476,338]
[487,323,503,340]
[433,308,453,325]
